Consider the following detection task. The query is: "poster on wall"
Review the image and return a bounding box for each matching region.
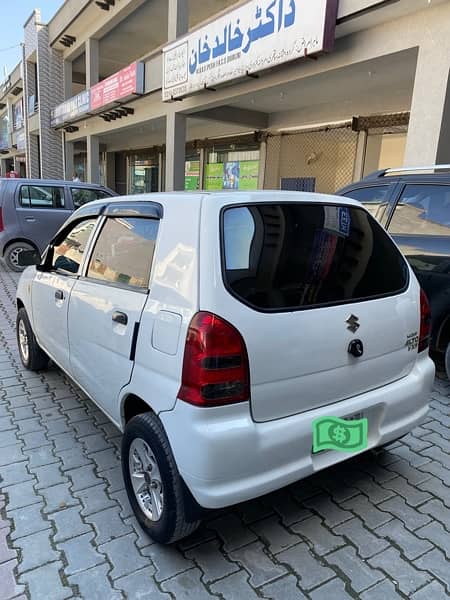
[162,0,338,101]
[205,160,259,190]
[13,100,23,130]
[185,161,200,190]
[0,115,8,150]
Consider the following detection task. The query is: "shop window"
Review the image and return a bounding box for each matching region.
[205,148,260,191]
[129,158,159,194]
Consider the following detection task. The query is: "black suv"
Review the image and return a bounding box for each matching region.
[339,166,450,377]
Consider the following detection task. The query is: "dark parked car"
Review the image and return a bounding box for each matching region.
[338,165,450,377]
[0,178,115,271]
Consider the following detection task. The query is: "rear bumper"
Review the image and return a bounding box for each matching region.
[160,354,435,509]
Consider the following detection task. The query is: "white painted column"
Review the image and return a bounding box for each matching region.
[404,33,450,166]
[86,38,99,89]
[87,134,100,184]
[168,0,188,40]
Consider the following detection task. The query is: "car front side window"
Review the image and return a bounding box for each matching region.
[52,219,97,275]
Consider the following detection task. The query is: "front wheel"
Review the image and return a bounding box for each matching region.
[16,308,49,371]
[121,412,201,544]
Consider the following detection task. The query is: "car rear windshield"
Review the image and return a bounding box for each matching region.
[221,203,409,311]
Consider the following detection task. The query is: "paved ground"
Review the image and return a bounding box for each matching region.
[0,263,449,600]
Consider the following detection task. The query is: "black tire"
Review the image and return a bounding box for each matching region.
[122,412,201,544]
[4,241,35,272]
[16,308,49,371]
[445,343,450,381]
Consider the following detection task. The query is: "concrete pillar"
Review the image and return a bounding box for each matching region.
[87,135,100,184]
[86,38,99,89]
[165,112,186,191]
[106,152,116,190]
[353,130,368,181]
[65,140,75,180]
[404,33,450,166]
[168,0,188,40]
[258,140,267,189]
[64,60,73,100]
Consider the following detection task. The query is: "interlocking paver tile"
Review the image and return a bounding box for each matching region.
[375,519,433,560]
[162,567,218,599]
[186,539,239,583]
[360,579,402,599]
[0,559,26,599]
[229,541,286,586]
[68,563,123,600]
[143,543,194,582]
[326,546,385,593]
[369,547,432,595]
[382,476,432,506]
[41,482,80,513]
[0,461,31,487]
[309,578,353,599]
[278,543,334,590]
[292,515,345,556]
[334,517,389,559]
[8,503,50,540]
[25,444,59,468]
[207,513,257,552]
[251,515,300,554]
[34,463,68,490]
[415,521,450,559]
[50,506,92,543]
[66,464,102,492]
[115,566,170,599]
[74,483,117,516]
[418,498,450,527]
[99,533,149,580]
[342,494,393,529]
[266,492,311,526]
[377,497,431,531]
[414,549,450,591]
[411,581,450,599]
[210,571,260,600]
[261,574,308,599]
[15,529,60,574]
[85,506,132,545]
[0,528,16,564]
[58,531,105,575]
[4,480,41,510]
[19,560,71,600]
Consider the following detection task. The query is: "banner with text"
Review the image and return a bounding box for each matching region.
[163,0,337,101]
[90,62,144,111]
[51,90,90,128]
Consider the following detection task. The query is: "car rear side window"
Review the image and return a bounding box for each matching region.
[222,203,408,311]
[342,185,390,223]
[52,219,97,275]
[20,185,65,208]
[87,217,159,289]
[71,188,110,209]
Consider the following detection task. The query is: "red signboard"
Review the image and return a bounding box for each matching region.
[90,62,144,111]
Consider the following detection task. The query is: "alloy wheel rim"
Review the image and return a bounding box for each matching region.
[18,320,29,363]
[9,247,25,267]
[129,437,164,522]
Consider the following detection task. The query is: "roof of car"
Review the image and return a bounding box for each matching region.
[0,178,107,188]
[363,165,450,181]
[67,190,361,224]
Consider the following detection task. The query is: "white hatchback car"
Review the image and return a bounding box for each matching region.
[16,191,435,543]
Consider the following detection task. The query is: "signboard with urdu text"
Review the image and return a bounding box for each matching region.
[162,0,338,101]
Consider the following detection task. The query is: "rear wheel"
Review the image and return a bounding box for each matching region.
[445,343,450,380]
[122,412,201,544]
[4,242,35,272]
[16,308,49,371]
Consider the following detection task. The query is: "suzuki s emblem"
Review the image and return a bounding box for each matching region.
[346,314,360,333]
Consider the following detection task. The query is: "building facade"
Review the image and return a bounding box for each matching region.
[1,0,450,194]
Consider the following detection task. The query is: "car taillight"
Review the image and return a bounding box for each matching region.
[178,311,250,407]
[418,289,431,353]
[0,208,3,233]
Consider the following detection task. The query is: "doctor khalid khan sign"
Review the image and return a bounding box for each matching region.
[163,0,338,101]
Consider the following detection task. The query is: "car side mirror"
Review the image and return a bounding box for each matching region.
[17,249,41,267]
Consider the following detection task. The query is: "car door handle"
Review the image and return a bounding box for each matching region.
[25,218,36,223]
[55,290,64,300]
[112,311,128,326]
